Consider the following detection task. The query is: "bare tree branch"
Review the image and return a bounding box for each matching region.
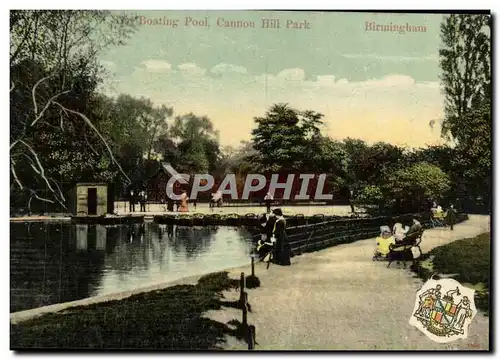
[32,192,54,204]
[10,139,20,151]
[22,154,40,175]
[59,110,65,131]
[10,161,23,189]
[49,178,66,203]
[32,74,54,115]
[30,89,70,127]
[84,130,99,156]
[27,191,60,215]
[19,140,55,193]
[53,101,132,184]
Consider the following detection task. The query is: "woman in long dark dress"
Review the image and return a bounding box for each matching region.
[272,208,291,266]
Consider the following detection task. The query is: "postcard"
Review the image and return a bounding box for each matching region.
[9,9,491,351]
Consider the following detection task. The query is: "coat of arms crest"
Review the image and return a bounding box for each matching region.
[409,278,477,343]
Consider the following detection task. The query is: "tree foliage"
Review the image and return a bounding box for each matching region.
[437,13,491,210]
[250,103,324,172]
[10,10,137,212]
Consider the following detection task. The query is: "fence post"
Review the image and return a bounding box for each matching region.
[239,272,245,304]
[242,291,248,326]
[248,325,255,350]
[251,256,255,277]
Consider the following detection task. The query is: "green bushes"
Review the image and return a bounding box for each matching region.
[415,233,490,315]
[430,232,490,286]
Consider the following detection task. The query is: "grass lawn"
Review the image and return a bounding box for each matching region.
[414,232,490,314]
[11,272,255,350]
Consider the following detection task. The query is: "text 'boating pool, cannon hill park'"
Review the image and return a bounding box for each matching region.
[123,15,312,30]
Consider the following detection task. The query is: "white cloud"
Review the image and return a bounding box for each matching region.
[316,75,336,85]
[359,74,416,88]
[254,73,276,84]
[112,62,444,148]
[342,53,439,62]
[276,68,306,81]
[178,63,206,76]
[210,63,248,75]
[140,60,172,72]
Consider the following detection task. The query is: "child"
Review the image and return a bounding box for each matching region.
[256,213,274,262]
[393,222,409,242]
[373,226,395,260]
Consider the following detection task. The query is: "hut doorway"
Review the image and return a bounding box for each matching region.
[87,188,98,215]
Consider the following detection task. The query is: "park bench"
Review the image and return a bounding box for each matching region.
[387,228,424,268]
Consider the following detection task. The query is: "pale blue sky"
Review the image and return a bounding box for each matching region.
[99,10,448,148]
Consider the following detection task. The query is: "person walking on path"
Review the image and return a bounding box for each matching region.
[447,204,457,230]
[129,190,136,212]
[264,192,273,213]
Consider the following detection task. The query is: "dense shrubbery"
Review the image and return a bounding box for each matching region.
[431,232,490,286]
[415,232,490,314]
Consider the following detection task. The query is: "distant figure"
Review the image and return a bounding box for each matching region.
[210,190,222,210]
[393,222,409,242]
[271,208,291,266]
[129,190,135,212]
[176,200,180,212]
[179,190,189,212]
[406,219,423,236]
[193,199,197,210]
[447,204,457,230]
[139,190,147,212]
[430,202,442,227]
[264,192,273,213]
[167,198,174,212]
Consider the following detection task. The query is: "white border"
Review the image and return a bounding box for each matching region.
[3,1,498,359]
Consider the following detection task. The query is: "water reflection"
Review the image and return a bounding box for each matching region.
[10,222,253,313]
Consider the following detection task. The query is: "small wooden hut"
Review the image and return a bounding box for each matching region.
[69,182,109,216]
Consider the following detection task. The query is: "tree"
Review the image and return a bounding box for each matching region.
[385,162,451,213]
[250,103,324,172]
[169,113,221,173]
[437,14,491,211]
[10,10,136,213]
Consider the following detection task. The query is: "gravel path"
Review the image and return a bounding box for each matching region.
[208,215,491,350]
